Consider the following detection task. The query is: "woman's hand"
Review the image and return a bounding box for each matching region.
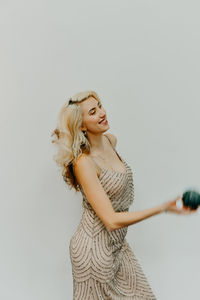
[163,194,198,215]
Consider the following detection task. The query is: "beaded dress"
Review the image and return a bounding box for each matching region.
[69,135,157,299]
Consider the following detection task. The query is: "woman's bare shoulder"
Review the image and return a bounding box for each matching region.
[104,132,117,148]
[74,153,93,171]
[73,153,100,178]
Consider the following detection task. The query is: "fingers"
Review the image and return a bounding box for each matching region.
[172,194,183,204]
[176,194,183,201]
[168,206,197,215]
[188,208,198,214]
[179,208,197,215]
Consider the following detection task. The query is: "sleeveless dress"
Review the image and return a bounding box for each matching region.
[69,136,157,300]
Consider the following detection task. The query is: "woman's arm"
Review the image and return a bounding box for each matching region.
[74,154,167,232]
[111,194,196,231]
[112,205,165,231]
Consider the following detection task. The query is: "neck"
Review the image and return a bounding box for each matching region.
[87,132,106,153]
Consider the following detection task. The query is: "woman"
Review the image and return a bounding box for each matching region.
[51,90,196,300]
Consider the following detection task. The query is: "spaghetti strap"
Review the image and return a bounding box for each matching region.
[104,134,114,149]
[89,135,114,176]
[104,134,124,163]
[91,134,124,175]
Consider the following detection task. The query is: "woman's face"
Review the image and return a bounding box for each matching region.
[79,96,110,134]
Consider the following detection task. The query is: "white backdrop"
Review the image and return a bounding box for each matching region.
[0,1,200,299]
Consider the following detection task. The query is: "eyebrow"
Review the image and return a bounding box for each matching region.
[88,101,100,113]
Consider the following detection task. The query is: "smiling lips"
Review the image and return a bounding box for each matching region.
[99,118,107,124]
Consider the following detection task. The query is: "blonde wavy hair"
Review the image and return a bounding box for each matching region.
[51,90,102,192]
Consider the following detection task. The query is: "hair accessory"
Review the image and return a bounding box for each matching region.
[64,98,74,108]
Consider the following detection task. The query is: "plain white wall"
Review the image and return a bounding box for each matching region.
[0,1,199,299]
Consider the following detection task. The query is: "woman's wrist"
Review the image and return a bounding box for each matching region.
[161,203,168,213]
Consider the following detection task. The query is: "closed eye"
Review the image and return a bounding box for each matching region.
[90,102,102,115]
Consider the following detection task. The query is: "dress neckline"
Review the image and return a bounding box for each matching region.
[98,158,128,178]
[87,134,127,178]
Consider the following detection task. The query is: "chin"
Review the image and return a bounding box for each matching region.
[103,126,110,133]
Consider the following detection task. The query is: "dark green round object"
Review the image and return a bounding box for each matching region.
[182,190,200,210]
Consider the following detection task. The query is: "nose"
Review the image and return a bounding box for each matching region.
[100,112,106,119]
[100,107,106,116]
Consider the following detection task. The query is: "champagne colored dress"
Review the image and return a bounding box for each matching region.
[69,136,157,299]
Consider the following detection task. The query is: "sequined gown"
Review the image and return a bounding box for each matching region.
[69,138,157,300]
